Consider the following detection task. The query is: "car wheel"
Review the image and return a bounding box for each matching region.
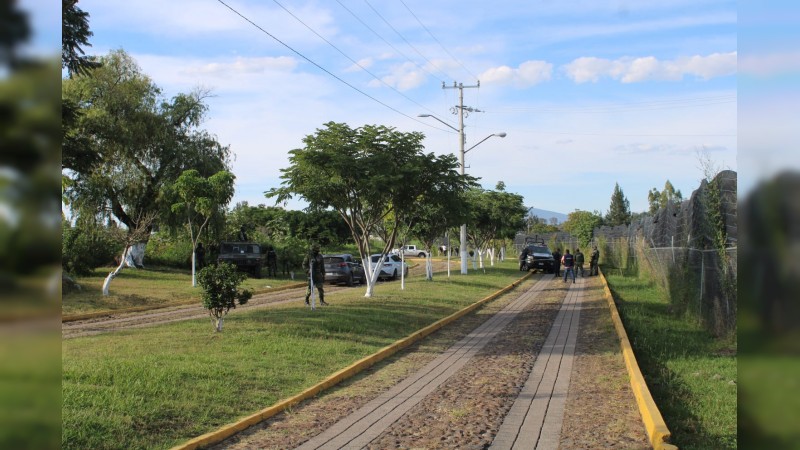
[392,269,398,280]
[418,252,425,258]
[347,273,354,287]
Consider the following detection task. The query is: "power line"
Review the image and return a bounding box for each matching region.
[333,0,444,84]
[362,0,456,81]
[270,0,442,118]
[214,0,455,133]
[399,0,479,81]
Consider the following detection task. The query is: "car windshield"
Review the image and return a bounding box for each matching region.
[530,246,550,254]
[390,255,401,262]
[324,257,344,264]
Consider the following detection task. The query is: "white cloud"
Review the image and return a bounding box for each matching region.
[480,61,553,87]
[369,62,428,91]
[345,57,375,72]
[185,56,298,77]
[563,52,736,83]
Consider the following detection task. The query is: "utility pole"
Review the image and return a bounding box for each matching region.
[443,81,480,275]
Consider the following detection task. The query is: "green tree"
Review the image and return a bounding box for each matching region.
[466,186,527,269]
[526,215,559,234]
[268,122,474,296]
[562,209,603,248]
[647,180,683,213]
[606,182,631,226]
[62,50,231,253]
[62,0,100,77]
[168,169,235,286]
[197,262,252,332]
[409,178,471,280]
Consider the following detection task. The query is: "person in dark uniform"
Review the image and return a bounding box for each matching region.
[266,246,278,277]
[519,246,529,271]
[589,245,600,276]
[551,248,562,277]
[562,249,576,283]
[574,248,585,277]
[303,243,327,306]
[195,243,206,270]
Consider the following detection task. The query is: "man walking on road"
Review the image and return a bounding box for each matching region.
[303,243,328,306]
[562,249,576,283]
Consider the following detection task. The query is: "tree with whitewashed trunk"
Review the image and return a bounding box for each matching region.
[197,262,252,332]
[167,169,235,286]
[465,185,527,272]
[267,122,475,297]
[102,212,155,296]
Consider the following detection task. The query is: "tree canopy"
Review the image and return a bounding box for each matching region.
[606,182,631,226]
[62,49,231,235]
[562,209,604,248]
[648,180,683,213]
[465,185,527,262]
[267,122,474,294]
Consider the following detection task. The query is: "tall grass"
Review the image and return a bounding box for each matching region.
[604,271,736,449]
[63,262,525,450]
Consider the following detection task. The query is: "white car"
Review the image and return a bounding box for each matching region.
[369,254,409,280]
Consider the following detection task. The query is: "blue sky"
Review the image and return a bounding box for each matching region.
[47,1,749,213]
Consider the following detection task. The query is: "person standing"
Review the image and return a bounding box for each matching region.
[574,248,585,277]
[519,246,529,271]
[266,246,278,277]
[303,243,327,306]
[562,249,576,283]
[194,243,206,270]
[589,245,600,276]
[551,248,562,277]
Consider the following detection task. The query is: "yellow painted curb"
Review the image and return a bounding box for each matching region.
[170,271,534,450]
[599,267,678,450]
[61,282,307,323]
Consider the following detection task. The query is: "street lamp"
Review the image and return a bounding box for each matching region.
[418,113,506,274]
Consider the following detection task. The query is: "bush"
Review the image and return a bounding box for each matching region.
[62,222,124,276]
[145,233,193,269]
[197,262,252,332]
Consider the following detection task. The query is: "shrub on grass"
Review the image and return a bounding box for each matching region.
[62,221,124,276]
[197,262,252,332]
[144,232,193,269]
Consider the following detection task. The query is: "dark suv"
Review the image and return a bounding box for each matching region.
[523,242,555,273]
[218,241,263,278]
[323,254,366,286]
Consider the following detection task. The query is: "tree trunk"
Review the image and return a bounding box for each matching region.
[102,245,130,296]
[426,255,433,280]
[215,316,224,332]
[191,251,197,287]
[400,252,405,290]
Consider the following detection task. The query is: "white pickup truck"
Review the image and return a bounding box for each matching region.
[391,244,428,258]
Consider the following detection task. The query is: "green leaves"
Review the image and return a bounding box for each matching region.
[197,262,252,322]
[562,210,604,248]
[62,49,230,232]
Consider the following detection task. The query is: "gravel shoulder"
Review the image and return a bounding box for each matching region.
[212,274,650,449]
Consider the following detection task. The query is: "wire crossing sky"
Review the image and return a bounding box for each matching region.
[63,0,738,214]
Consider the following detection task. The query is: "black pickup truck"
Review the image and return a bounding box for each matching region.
[521,240,555,273]
[217,241,263,278]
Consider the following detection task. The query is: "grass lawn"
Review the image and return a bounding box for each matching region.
[62,266,302,316]
[604,270,737,450]
[62,261,525,450]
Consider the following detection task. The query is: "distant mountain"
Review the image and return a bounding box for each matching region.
[527,207,567,224]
